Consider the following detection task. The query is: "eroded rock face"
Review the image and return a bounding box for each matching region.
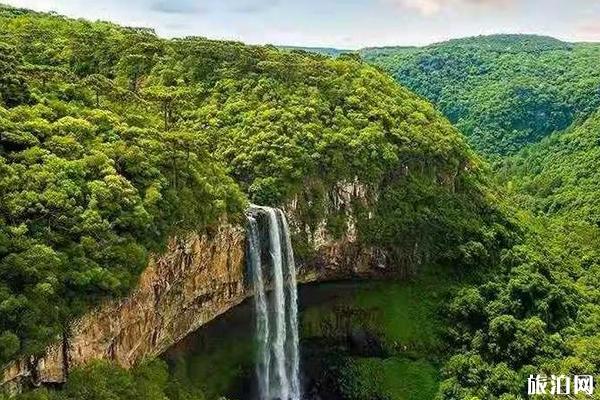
[2,225,247,389]
[286,179,386,278]
[2,192,389,390]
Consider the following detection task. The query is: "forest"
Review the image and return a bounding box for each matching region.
[362,34,600,156]
[1,4,600,400]
[362,33,600,399]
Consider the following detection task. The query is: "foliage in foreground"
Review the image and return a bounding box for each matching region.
[438,216,600,399]
[3,360,218,400]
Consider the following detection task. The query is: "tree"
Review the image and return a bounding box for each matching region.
[142,86,190,130]
[82,74,115,107]
[0,331,19,361]
[116,42,162,93]
[21,64,68,88]
[0,42,30,107]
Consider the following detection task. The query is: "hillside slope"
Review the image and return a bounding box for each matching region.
[0,5,504,373]
[499,110,600,224]
[362,34,600,156]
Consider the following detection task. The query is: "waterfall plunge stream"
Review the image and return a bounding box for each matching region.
[247,206,301,400]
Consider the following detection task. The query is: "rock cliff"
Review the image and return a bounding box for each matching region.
[2,184,389,391]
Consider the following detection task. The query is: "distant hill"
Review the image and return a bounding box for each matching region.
[359,46,417,57]
[277,45,353,57]
[362,34,600,156]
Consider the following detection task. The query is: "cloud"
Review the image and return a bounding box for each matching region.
[575,20,600,40]
[150,0,278,15]
[150,0,204,14]
[384,0,512,15]
[227,0,279,13]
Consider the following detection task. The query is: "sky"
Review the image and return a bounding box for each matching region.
[4,0,600,49]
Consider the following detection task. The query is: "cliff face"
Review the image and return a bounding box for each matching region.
[2,185,388,390]
[2,225,248,390]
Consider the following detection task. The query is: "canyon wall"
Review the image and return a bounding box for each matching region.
[2,182,389,391]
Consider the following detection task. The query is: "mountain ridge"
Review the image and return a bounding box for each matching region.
[362,33,600,155]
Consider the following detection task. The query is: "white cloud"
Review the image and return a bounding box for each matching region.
[2,0,597,48]
[228,0,279,13]
[150,0,204,14]
[148,0,278,15]
[396,0,444,15]
[4,0,62,12]
[384,0,512,15]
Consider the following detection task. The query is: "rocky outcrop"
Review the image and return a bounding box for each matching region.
[286,179,387,276]
[2,185,389,391]
[2,225,248,390]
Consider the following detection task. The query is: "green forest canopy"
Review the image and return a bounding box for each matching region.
[0,4,501,371]
[499,109,600,224]
[362,34,600,156]
[2,6,600,400]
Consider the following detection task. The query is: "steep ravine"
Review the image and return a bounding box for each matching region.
[1,182,392,391]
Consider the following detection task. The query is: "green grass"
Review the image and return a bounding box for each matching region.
[339,357,440,400]
[301,265,455,399]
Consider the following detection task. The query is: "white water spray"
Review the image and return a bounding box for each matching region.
[279,209,300,400]
[247,206,301,400]
[248,216,271,399]
[264,207,289,400]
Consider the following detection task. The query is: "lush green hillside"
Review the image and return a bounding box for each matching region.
[362,34,600,156]
[498,110,600,225]
[361,34,600,400]
[3,6,600,400]
[0,4,504,378]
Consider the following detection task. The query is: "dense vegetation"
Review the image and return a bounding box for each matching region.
[277,46,351,57]
[433,106,600,399]
[363,36,600,399]
[360,34,600,399]
[0,7,250,368]
[0,4,503,394]
[362,34,600,156]
[438,216,600,399]
[3,5,600,400]
[499,110,600,224]
[1,360,220,400]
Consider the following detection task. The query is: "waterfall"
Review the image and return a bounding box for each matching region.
[247,206,301,400]
[264,207,289,400]
[279,209,300,400]
[248,216,271,399]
